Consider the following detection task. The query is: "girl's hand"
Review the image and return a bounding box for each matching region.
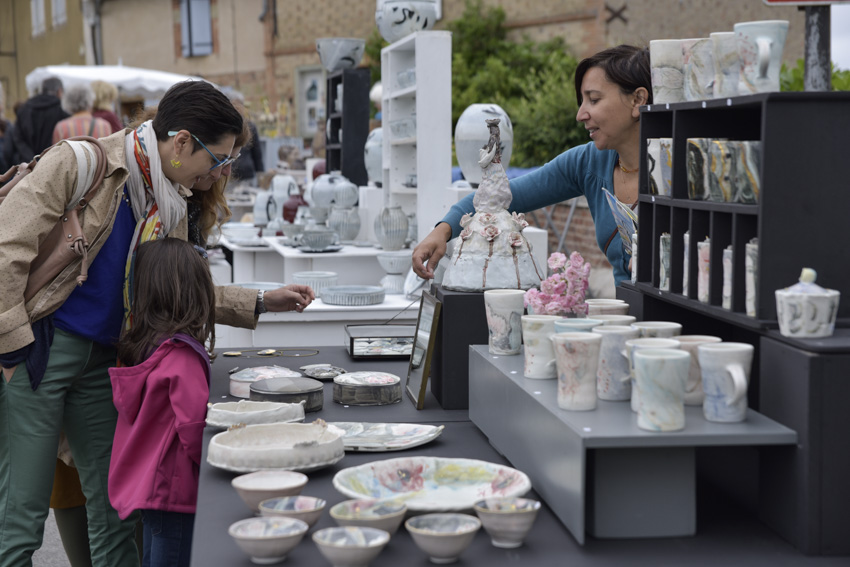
[264,284,315,313]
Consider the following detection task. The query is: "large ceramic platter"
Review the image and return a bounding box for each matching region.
[326,422,445,452]
[206,400,306,429]
[207,421,344,473]
[332,457,531,512]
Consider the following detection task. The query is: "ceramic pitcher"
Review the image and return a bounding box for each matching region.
[551,332,602,411]
[697,342,753,423]
[623,338,682,413]
[673,335,722,406]
[484,290,526,355]
[735,20,789,95]
[520,315,561,379]
[594,325,640,402]
[633,348,690,432]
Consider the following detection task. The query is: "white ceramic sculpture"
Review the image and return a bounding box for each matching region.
[441,119,543,291]
[455,104,513,185]
[376,0,437,43]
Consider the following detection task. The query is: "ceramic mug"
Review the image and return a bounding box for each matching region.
[710,31,739,98]
[633,348,690,432]
[697,342,753,422]
[631,321,682,338]
[520,315,562,379]
[649,39,686,104]
[553,318,603,333]
[722,246,734,309]
[673,335,722,406]
[623,338,682,413]
[551,332,602,411]
[745,239,758,317]
[586,300,630,316]
[698,239,711,304]
[683,37,714,101]
[735,20,789,95]
[592,314,637,326]
[659,233,671,291]
[683,231,690,294]
[593,325,640,401]
[484,290,526,355]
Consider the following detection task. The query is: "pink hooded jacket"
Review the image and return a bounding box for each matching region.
[108,335,210,520]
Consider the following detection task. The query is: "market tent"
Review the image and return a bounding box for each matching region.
[25,64,211,99]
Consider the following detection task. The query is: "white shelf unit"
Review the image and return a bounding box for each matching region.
[381,31,453,242]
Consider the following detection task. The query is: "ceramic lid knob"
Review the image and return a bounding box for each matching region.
[799,268,816,284]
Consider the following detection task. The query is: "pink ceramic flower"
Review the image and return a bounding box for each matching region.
[511,212,529,230]
[460,213,473,228]
[509,232,523,248]
[460,227,473,240]
[478,213,496,226]
[480,225,501,241]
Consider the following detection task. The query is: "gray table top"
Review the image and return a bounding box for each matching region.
[190,346,839,566]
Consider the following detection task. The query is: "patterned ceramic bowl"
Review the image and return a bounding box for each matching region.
[313,526,390,567]
[405,513,481,564]
[292,271,339,295]
[473,497,541,549]
[330,500,407,535]
[228,516,308,564]
[231,470,308,513]
[259,495,327,528]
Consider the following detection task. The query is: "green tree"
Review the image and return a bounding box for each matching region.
[780,59,850,91]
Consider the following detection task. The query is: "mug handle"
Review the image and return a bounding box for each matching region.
[620,349,633,382]
[756,37,772,79]
[725,363,748,406]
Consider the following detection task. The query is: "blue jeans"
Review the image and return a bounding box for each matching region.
[140,510,194,567]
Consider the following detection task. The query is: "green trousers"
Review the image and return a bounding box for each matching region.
[0,328,139,567]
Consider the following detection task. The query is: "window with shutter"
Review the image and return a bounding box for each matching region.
[180,0,213,57]
[31,0,46,37]
[51,0,67,27]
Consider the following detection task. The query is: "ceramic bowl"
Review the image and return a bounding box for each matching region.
[330,499,407,535]
[301,229,337,250]
[313,526,390,567]
[259,495,327,528]
[473,497,541,549]
[229,366,302,399]
[206,400,306,429]
[282,222,306,239]
[228,516,309,564]
[405,513,481,564]
[292,271,339,294]
[316,38,366,72]
[376,251,412,274]
[321,286,386,306]
[221,222,259,241]
[232,470,309,513]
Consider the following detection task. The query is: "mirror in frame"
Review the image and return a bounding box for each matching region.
[405,291,442,410]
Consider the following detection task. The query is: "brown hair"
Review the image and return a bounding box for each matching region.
[117,238,216,366]
[574,45,652,105]
[91,80,119,111]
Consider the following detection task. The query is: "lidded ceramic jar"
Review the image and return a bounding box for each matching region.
[775,268,840,338]
[311,172,357,209]
[454,104,513,185]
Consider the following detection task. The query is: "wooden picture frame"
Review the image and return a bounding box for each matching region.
[405,291,442,410]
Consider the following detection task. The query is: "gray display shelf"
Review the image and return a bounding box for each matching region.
[468,345,796,545]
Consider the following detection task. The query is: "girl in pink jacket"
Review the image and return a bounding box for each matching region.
[108,238,215,567]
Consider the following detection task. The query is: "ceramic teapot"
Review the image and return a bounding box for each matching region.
[311,172,357,209]
[272,174,303,223]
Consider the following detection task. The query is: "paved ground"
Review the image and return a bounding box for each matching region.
[32,511,71,567]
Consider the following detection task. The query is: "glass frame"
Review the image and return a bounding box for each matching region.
[405,291,442,410]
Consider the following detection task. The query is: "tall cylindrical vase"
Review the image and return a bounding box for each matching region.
[374,205,409,251]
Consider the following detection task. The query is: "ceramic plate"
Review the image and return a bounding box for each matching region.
[326,422,445,452]
[333,457,531,511]
[299,245,343,253]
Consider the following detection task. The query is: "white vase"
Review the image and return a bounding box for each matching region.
[454,104,513,185]
[374,205,408,251]
[327,207,361,242]
[363,128,383,186]
[311,172,356,209]
[375,1,436,43]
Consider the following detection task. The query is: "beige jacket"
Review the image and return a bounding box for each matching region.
[0,129,257,354]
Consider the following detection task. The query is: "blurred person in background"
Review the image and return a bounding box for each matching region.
[2,101,26,168]
[10,76,69,161]
[52,84,113,144]
[225,90,263,185]
[90,81,124,133]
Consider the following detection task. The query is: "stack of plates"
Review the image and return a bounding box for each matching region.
[321,286,386,306]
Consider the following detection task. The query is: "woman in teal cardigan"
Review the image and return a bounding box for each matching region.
[412,45,651,286]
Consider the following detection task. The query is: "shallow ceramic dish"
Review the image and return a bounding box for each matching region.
[249,376,324,412]
[206,400,306,429]
[231,470,309,513]
[321,286,386,306]
[229,366,302,399]
[473,497,541,549]
[333,457,531,512]
[329,500,407,535]
[332,372,402,406]
[299,244,343,253]
[207,421,344,473]
[299,363,347,380]
[228,516,308,564]
[326,422,444,452]
[405,513,481,564]
[259,495,327,528]
[313,526,390,567]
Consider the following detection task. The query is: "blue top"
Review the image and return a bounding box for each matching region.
[54,186,136,347]
[441,142,630,285]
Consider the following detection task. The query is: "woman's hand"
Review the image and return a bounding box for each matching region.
[412,223,452,279]
[263,284,315,313]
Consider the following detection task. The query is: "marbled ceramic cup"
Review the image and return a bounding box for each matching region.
[633,348,690,432]
[697,342,753,422]
[624,338,683,413]
[631,321,682,338]
[735,20,789,95]
[551,332,602,411]
[649,39,686,104]
[553,318,603,333]
[673,335,722,406]
[683,37,714,101]
[593,325,640,401]
[520,315,562,379]
[711,31,740,98]
[484,290,526,355]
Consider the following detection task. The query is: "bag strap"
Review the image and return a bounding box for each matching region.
[87,117,96,137]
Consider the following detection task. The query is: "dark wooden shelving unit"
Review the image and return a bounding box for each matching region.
[325,68,370,186]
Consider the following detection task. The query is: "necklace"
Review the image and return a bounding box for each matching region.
[618,159,639,174]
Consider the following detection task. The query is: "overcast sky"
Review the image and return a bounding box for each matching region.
[833,5,850,70]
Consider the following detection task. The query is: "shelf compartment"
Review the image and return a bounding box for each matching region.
[387,85,416,100]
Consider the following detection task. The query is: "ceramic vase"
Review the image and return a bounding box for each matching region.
[374,205,409,251]
[551,332,602,411]
[484,290,526,355]
[454,104,514,185]
[745,238,758,316]
[649,39,686,104]
[698,239,711,304]
[698,342,753,423]
[722,245,733,309]
[711,31,739,99]
[735,20,789,95]
[520,315,562,379]
[775,270,840,338]
[594,325,640,401]
[633,348,690,432]
[624,338,682,413]
[674,335,722,406]
[311,172,357,209]
[328,206,361,242]
[375,0,437,43]
[363,128,383,186]
[683,38,714,101]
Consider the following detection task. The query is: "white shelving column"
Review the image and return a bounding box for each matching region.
[381,31,453,242]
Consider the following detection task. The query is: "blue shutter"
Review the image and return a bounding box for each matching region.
[181,0,212,57]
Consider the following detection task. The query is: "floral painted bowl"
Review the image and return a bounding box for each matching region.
[473,497,541,549]
[231,470,308,513]
[332,457,531,512]
[259,495,327,528]
[405,513,481,564]
[330,499,407,535]
[228,516,309,564]
[313,526,390,567]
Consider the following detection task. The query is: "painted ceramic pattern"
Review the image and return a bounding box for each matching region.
[776,290,840,338]
[675,336,722,406]
[634,351,689,432]
[327,422,444,452]
[698,345,753,422]
[708,140,735,202]
[659,233,671,291]
[734,141,761,203]
[698,240,711,304]
[711,32,739,98]
[552,335,602,411]
[687,138,711,200]
[625,339,682,413]
[647,138,663,196]
[649,39,686,104]
[333,457,531,512]
[521,316,560,379]
[683,38,714,101]
[230,517,308,537]
[660,138,674,196]
[735,20,789,95]
[595,327,639,401]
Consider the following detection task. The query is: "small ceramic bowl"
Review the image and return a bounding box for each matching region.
[313,526,390,567]
[473,497,541,549]
[405,513,481,564]
[228,516,309,564]
[259,495,327,528]
[376,251,413,274]
[231,470,308,513]
[330,499,407,535]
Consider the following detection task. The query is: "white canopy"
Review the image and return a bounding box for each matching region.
[25,64,211,99]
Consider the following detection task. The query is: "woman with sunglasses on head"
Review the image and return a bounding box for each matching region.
[0,80,313,567]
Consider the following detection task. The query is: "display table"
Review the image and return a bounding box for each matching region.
[218,236,284,283]
[190,346,844,567]
[468,346,797,544]
[264,237,386,286]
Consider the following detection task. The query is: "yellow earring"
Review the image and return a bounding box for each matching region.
[170,158,182,168]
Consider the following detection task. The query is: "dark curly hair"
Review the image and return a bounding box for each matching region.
[574,45,652,105]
